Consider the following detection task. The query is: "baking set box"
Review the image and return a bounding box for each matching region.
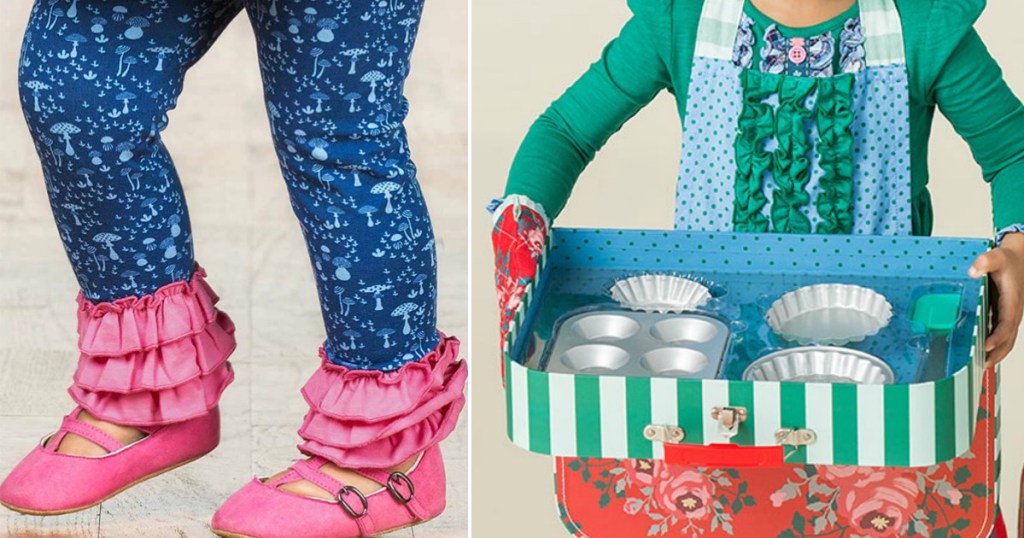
[501,228,1001,537]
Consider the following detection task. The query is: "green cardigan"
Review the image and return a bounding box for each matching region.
[504,0,1024,235]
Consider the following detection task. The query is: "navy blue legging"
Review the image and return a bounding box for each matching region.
[19,0,440,371]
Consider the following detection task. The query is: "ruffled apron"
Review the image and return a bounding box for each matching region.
[674,0,912,236]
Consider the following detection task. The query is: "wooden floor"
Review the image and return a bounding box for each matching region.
[0,2,468,536]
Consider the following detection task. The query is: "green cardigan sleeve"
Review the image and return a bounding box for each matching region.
[930,29,1024,231]
[504,1,673,219]
[879,0,1024,234]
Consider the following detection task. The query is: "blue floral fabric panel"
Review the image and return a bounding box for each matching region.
[839,18,866,73]
[995,223,1024,245]
[732,13,866,78]
[19,0,439,371]
[760,26,834,77]
[486,198,503,214]
[732,14,756,71]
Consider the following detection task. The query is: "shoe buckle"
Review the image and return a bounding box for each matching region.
[386,471,415,503]
[336,486,368,518]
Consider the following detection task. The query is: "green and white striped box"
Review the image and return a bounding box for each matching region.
[504,229,990,468]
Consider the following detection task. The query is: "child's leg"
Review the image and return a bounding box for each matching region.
[16,0,241,439]
[2,0,244,516]
[212,4,465,534]
[19,0,241,301]
[245,0,439,370]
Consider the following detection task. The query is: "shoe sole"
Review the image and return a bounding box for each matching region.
[0,452,209,516]
[210,515,437,538]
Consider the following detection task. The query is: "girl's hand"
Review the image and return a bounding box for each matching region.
[970,233,1024,366]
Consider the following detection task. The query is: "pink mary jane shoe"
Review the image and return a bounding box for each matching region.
[213,335,466,538]
[0,406,221,516]
[0,266,235,516]
[211,443,447,538]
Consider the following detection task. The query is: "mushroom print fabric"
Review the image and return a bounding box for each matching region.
[19,0,439,371]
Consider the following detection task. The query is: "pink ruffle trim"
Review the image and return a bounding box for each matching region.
[76,267,222,356]
[69,266,236,427]
[298,335,467,468]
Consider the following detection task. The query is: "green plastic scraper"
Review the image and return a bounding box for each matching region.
[911,293,961,382]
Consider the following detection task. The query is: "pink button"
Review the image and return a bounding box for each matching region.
[788,38,807,64]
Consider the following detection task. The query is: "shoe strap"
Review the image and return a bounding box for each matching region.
[292,457,348,497]
[353,467,430,521]
[290,458,378,535]
[265,469,303,488]
[52,414,125,454]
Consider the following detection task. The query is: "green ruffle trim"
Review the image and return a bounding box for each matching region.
[733,70,856,234]
[814,74,855,234]
[770,76,816,234]
[732,70,778,233]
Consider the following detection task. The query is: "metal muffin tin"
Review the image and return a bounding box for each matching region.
[541,307,730,378]
[743,346,895,384]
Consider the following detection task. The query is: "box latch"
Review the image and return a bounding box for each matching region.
[710,406,747,439]
[643,424,685,443]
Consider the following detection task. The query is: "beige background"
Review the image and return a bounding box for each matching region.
[0,0,467,536]
[472,2,1024,537]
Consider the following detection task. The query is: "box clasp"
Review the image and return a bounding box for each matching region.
[776,428,817,460]
[643,424,686,444]
[710,406,748,439]
[775,428,817,446]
